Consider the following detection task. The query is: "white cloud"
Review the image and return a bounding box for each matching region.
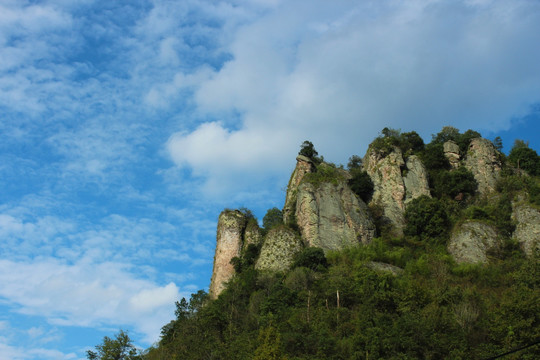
[0,258,179,344]
[168,0,540,195]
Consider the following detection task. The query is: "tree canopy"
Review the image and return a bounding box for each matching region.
[87,330,141,360]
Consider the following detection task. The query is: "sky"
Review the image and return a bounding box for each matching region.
[1,0,539,358]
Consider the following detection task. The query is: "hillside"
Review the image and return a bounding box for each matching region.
[92,127,540,359]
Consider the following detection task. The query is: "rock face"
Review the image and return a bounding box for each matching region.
[512,202,540,257]
[364,147,430,235]
[283,155,314,224]
[364,147,406,235]
[444,141,461,169]
[448,221,499,263]
[209,210,251,299]
[255,227,304,272]
[295,181,376,252]
[403,155,431,205]
[464,138,502,195]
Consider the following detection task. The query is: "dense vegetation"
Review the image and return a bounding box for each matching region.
[89,128,540,360]
[138,243,538,360]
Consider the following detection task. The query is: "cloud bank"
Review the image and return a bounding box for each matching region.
[168,0,540,194]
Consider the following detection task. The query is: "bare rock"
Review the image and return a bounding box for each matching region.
[364,146,406,235]
[403,155,431,205]
[464,138,502,195]
[283,155,315,224]
[448,220,499,263]
[209,210,246,299]
[295,180,375,252]
[512,202,540,257]
[255,227,304,272]
[444,140,461,169]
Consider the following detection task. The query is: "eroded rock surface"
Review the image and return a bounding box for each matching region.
[283,155,314,224]
[209,210,246,299]
[464,138,502,195]
[364,147,406,235]
[255,227,304,272]
[444,141,461,169]
[448,221,499,263]
[512,202,540,257]
[403,155,431,204]
[295,181,375,251]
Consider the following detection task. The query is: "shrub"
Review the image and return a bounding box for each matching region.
[263,208,283,233]
[404,196,450,243]
[349,169,374,202]
[347,155,362,170]
[421,143,449,171]
[292,247,328,271]
[508,142,540,176]
[303,163,345,187]
[432,166,477,199]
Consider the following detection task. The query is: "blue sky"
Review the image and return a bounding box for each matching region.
[1,0,539,358]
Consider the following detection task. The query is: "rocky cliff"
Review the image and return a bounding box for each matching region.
[464,138,502,196]
[283,155,314,225]
[295,177,376,251]
[209,131,539,297]
[209,210,262,299]
[448,221,499,263]
[255,227,304,272]
[512,201,540,257]
[363,146,430,236]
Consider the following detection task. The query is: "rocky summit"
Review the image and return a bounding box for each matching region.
[209,129,540,298]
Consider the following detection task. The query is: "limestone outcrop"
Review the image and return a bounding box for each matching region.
[209,132,540,298]
[464,138,502,196]
[364,147,430,235]
[444,141,461,169]
[209,210,262,299]
[447,221,499,263]
[283,155,314,224]
[295,180,376,252]
[364,146,406,235]
[255,227,304,272]
[512,202,540,257]
[403,155,431,204]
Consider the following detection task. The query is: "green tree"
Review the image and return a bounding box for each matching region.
[493,136,503,152]
[263,207,284,232]
[254,321,287,360]
[382,127,401,138]
[292,247,328,271]
[431,126,460,144]
[87,330,141,360]
[421,143,450,171]
[508,140,540,176]
[433,166,477,199]
[401,131,425,153]
[404,196,450,243]
[299,141,318,159]
[347,155,363,170]
[348,168,374,203]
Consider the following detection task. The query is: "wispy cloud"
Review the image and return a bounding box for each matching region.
[1,1,539,358]
[0,258,179,343]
